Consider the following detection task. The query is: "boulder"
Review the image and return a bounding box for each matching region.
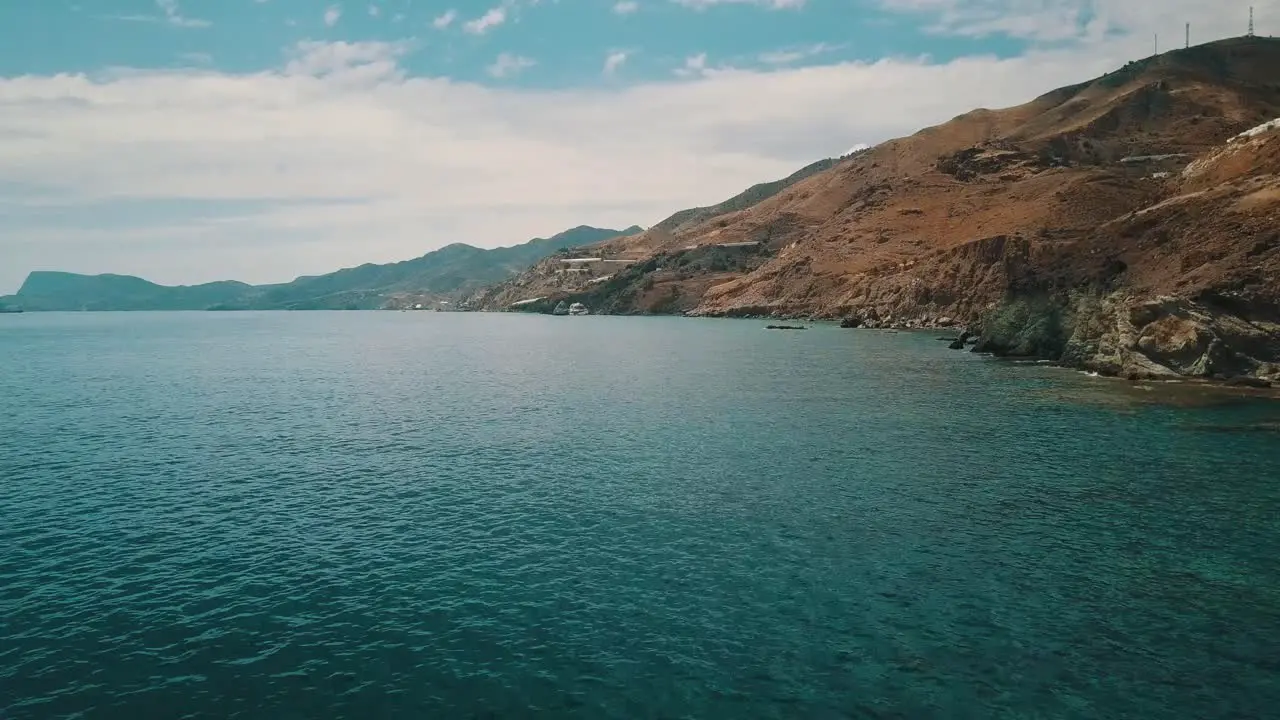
[1135,315,1213,374]
[948,340,966,350]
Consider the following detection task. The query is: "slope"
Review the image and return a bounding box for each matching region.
[249,224,641,310]
[476,37,1280,380]
[5,273,255,312]
[467,159,847,311]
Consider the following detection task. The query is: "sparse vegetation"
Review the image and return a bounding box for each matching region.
[977,296,1071,358]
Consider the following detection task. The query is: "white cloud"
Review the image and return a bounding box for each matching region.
[111,0,210,28]
[844,142,870,156]
[603,50,631,75]
[463,6,506,34]
[369,4,381,18]
[758,42,839,65]
[673,0,805,9]
[0,1,1266,291]
[613,1,640,14]
[284,40,410,79]
[674,53,711,77]
[323,4,342,27]
[432,9,458,28]
[876,0,1268,43]
[487,52,536,77]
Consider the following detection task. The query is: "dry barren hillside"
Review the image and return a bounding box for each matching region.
[475,37,1280,381]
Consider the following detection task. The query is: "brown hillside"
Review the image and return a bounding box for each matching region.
[476,37,1280,380]
[691,37,1280,314]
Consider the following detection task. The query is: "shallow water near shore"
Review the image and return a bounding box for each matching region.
[2,311,1279,719]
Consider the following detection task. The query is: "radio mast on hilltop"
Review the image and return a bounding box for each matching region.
[1186,22,1190,48]
[1248,6,1255,36]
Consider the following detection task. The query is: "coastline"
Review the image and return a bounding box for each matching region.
[11,303,1280,396]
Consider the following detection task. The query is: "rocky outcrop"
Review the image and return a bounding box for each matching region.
[972,293,1280,381]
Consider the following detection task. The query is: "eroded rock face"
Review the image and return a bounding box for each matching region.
[1056,295,1280,380]
[1136,314,1215,373]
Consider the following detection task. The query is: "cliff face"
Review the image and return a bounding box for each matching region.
[477,38,1280,381]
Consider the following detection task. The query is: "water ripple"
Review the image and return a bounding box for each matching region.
[2,312,1280,718]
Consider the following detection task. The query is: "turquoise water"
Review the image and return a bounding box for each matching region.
[2,312,1279,719]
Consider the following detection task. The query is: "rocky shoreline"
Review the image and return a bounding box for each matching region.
[687,291,1280,390]
[825,293,1280,390]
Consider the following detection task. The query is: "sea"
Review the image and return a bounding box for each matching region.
[2,311,1279,719]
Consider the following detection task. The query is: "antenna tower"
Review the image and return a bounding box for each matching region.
[1249,7,1255,36]
[1186,22,1190,48]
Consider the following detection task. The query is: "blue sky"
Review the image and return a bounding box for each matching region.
[6,1,1036,82]
[0,0,1272,291]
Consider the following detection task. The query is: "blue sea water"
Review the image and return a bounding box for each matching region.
[2,311,1279,719]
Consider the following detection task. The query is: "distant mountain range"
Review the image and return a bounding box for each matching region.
[2,225,640,311]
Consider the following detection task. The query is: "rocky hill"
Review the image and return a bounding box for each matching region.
[474,37,1280,382]
[5,225,640,311]
[5,273,254,312]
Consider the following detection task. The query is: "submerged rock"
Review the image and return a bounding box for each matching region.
[1225,376,1273,388]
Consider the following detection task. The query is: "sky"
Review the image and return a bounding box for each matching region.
[0,0,1275,292]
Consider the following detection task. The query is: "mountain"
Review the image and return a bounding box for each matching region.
[8,273,257,312]
[474,37,1280,382]
[4,225,641,311]
[466,160,845,312]
[651,157,841,235]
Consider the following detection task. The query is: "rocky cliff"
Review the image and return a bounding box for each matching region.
[476,37,1280,382]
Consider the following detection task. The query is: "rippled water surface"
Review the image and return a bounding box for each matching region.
[3,311,1280,719]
